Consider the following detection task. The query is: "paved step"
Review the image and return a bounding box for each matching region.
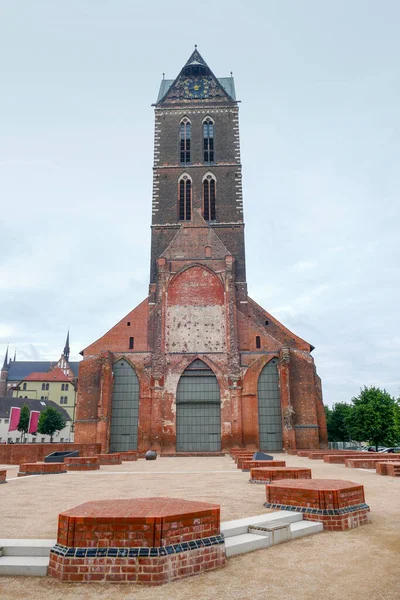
[221,510,302,538]
[290,520,323,539]
[225,533,271,557]
[0,539,55,557]
[0,556,48,577]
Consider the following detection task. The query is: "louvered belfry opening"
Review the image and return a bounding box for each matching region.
[257,358,283,451]
[110,359,139,452]
[176,359,221,452]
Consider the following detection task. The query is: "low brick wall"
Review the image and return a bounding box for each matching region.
[96,454,122,465]
[241,459,286,471]
[118,452,138,461]
[0,469,7,484]
[18,462,67,477]
[65,457,100,471]
[250,466,311,484]
[265,479,370,531]
[230,448,258,457]
[376,462,400,476]
[0,443,102,465]
[345,458,400,469]
[48,497,225,585]
[236,455,263,468]
[324,454,400,464]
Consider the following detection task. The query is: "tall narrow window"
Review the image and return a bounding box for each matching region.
[180,118,191,163]
[61,384,65,391]
[129,337,134,350]
[256,336,261,349]
[203,174,216,221]
[23,383,27,390]
[41,383,45,391]
[203,118,214,162]
[178,174,192,221]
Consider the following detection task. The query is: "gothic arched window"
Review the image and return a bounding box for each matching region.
[180,117,191,164]
[203,173,216,221]
[203,118,214,163]
[178,174,192,221]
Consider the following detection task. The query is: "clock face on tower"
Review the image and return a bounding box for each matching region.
[183,77,210,98]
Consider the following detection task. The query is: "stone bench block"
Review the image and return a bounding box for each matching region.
[250,466,311,483]
[265,479,370,531]
[96,454,122,465]
[18,462,66,477]
[64,457,100,471]
[48,497,225,585]
[241,460,286,471]
[0,469,7,484]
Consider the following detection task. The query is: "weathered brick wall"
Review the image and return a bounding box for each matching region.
[65,457,100,470]
[0,469,7,483]
[83,299,150,355]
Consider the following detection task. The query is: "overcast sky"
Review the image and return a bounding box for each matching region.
[0,1,399,407]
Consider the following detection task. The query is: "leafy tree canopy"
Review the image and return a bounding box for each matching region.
[346,386,399,451]
[325,402,352,442]
[37,407,66,442]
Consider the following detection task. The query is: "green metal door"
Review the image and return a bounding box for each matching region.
[176,359,221,452]
[258,358,283,451]
[110,359,139,452]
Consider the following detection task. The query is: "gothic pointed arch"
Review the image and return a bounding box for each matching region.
[176,358,221,451]
[203,116,214,162]
[109,358,139,451]
[202,171,216,221]
[257,357,283,451]
[178,172,192,221]
[179,116,191,164]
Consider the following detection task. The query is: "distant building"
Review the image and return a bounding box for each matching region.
[0,397,72,444]
[12,366,76,422]
[0,332,80,429]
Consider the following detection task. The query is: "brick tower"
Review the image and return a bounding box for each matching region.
[74,49,327,453]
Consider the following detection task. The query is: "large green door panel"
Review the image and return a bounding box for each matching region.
[257,358,283,451]
[110,360,139,452]
[176,360,221,452]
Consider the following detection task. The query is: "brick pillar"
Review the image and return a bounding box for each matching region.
[241,393,259,447]
[278,348,296,451]
[150,380,164,452]
[229,381,243,448]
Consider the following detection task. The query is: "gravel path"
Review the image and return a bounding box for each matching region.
[0,454,399,600]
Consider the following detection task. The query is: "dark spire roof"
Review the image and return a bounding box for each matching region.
[2,346,9,371]
[63,330,70,361]
[156,48,236,104]
[184,47,208,68]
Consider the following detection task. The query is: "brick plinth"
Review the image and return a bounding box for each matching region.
[65,457,100,471]
[376,462,400,476]
[118,451,138,461]
[96,454,122,465]
[236,455,264,468]
[242,460,286,471]
[344,458,400,469]
[49,497,224,585]
[250,466,311,484]
[0,469,7,484]
[18,462,67,477]
[264,479,370,531]
[324,454,400,464]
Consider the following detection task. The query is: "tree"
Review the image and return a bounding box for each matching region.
[346,386,399,451]
[326,402,352,442]
[37,407,66,442]
[17,404,30,443]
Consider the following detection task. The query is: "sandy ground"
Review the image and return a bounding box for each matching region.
[0,454,399,600]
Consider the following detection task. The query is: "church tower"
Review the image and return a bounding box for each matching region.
[74,49,327,453]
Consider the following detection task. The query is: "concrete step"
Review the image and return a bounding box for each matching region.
[0,539,55,557]
[0,556,49,577]
[225,533,271,557]
[290,520,324,539]
[221,510,302,538]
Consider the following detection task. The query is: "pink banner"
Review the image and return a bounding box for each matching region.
[28,411,40,434]
[8,407,21,432]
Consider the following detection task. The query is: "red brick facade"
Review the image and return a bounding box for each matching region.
[74,50,327,454]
